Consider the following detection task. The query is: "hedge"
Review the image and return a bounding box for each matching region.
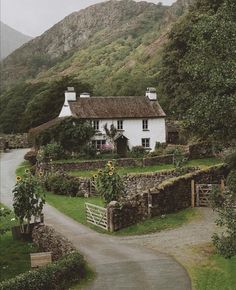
[0,252,86,290]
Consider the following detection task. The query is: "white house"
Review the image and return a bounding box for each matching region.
[58,87,166,153]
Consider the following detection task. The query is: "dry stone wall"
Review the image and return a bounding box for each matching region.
[123,167,198,195]
[108,165,229,231]
[43,154,174,171]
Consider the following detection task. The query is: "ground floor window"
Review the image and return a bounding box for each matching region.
[141,138,150,148]
[92,140,106,150]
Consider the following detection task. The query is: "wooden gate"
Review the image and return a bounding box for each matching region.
[195,184,217,207]
[85,203,109,230]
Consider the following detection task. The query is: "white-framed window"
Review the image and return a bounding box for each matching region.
[92,140,106,150]
[142,138,150,148]
[142,119,148,130]
[92,120,99,131]
[117,120,123,130]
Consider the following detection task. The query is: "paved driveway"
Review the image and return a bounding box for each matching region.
[0,149,191,290]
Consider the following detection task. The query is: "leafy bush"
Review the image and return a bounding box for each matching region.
[24,150,37,165]
[33,117,95,154]
[224,147,236,170]
[0,252,86,290]
[37,143,64,162]
[94,161,124,204]
[83,145,97,159]
[211,186,236,259]
[226,170,236,193]
[44,172,81,197]
[129,146,146,158]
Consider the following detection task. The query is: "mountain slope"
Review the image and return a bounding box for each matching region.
[0,0,193,133]
[0,21,32,60]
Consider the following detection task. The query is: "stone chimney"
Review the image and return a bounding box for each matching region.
[146,87,157,101]
[65,87,76,101]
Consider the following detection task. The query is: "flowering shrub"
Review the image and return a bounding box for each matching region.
[94,161,124,204]
[13,172,45,233]
[100,144,113,154]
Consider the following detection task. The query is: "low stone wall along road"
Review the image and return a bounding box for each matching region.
[0,149,192,290]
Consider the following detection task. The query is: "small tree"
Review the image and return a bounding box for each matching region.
[13,174,45,233]
[104,124,117,151]
[173,148,188,173]
[94,161,124,204]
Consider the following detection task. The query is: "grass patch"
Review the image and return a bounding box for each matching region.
[68,158,221,177]
[112,208,199,236]
[45,193,198,235]
[193,254,236,290]
[0,232,39,282]
[15,161,31,178]
[45,193,107,233]
[0,203,38,282]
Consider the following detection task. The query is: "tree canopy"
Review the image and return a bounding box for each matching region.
[0,76,92,133]
[158,0,236,142]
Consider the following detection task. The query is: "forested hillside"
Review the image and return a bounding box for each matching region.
[0,0,191,133]
[1,0,235,144]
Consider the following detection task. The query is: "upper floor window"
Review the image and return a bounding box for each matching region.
[142,119,148,130]
[92,120,99,131]
[142,138,150,148]
[117,120,123,130]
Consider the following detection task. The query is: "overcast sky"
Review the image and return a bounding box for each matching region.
[1,0,176,37]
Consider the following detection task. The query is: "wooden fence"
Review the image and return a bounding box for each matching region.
[85,203,109,230]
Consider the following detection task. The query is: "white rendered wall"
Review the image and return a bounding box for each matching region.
[92,118,166,151]
[58,99,73,118]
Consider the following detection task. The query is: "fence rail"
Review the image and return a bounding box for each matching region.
[85,202,109,230]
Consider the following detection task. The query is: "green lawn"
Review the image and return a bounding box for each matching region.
[0,203,38,282]
[46,192,199,236]
[15,160,31,178]
[193,254,236,290]
[68,158,221,177]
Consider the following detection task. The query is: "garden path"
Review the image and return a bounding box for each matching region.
[0,149,192,290]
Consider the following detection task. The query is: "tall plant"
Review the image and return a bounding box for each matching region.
[94,161,124,204]
[13,173,45,233]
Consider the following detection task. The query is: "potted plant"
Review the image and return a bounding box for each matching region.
[12,172,45,241]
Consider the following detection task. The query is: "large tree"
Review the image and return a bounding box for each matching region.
[158,0,236,142]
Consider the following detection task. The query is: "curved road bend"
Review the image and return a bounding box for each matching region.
[0,149,191,290]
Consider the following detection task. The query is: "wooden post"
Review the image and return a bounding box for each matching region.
[148,190,152,217]
[191,179,195,208]
[220,179,225,193]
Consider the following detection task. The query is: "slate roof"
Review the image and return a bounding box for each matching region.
[69,96,166,119]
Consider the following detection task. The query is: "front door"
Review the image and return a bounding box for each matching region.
[116,137,128,158]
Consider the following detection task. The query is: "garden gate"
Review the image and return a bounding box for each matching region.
[191,180,225,207]
[195,184,216,207]
[85,203,109,230]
